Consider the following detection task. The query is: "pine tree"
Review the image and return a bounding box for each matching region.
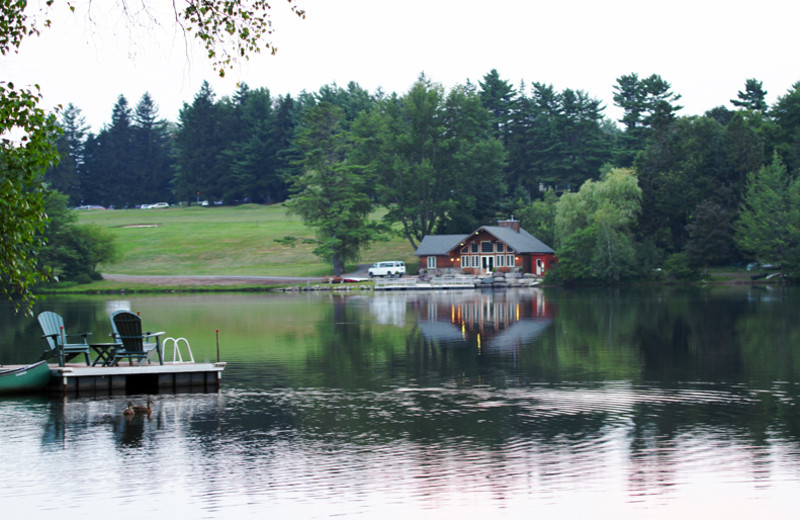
[47,103,88,205]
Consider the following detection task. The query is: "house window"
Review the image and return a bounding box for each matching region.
[472,256,479,268]
[507,255,514,266]
[461,256,469,267]
[497,243,505,253]
[496,255,505,267]
[481,241,494,253]
[427,257,436,269]
[461,246,468,254]
[471,243,479,253]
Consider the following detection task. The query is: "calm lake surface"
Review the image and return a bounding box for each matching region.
[1,286,799,519]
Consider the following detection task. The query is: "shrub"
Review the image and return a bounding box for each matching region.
[665,252,701,281]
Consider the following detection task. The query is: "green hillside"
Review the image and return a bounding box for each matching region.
[77,204,418,277]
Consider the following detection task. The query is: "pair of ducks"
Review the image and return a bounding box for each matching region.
[123,399,153,416]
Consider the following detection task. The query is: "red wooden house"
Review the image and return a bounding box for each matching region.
[415,219,558,275]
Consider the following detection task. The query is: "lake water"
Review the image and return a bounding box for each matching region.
[1,286,799,519]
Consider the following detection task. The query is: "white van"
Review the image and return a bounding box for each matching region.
[368,261,406,278]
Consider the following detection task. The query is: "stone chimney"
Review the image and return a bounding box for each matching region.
[498,217,521,233]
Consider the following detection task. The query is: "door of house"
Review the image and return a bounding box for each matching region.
[482,256,494,273]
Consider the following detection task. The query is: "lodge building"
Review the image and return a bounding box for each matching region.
[415,219,558,276]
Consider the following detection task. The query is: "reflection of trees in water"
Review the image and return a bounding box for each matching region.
[20,288,800,504]
[0,299,110,364]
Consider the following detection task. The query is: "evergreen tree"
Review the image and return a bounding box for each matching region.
[769,81,800,174]
[132,92,174,204]
[174,81,229,203]
[47,103,88,205]
[79,95,137,207]
[613,73,682,164]
[106,95,136,207]
[478,69,517,144]
[731,78,768,112]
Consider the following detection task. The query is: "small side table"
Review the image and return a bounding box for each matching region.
[90,343,122,366]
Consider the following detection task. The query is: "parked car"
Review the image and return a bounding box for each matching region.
[144,202,169,209]
[368,261,406,278]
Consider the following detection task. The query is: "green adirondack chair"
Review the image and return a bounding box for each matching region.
[37,311,92,367]
[109,310,164,366]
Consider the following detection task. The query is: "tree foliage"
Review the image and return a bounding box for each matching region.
[735,154,800,271]
[181,0,306,76]
[731,78,768,112]
[286,103,381,275]
[613,73,682,164]
[352,75,505,249]
[554,168,641,283]
[2,0,305,310]
[38,191,119,282]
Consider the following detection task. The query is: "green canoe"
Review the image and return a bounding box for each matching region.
[0,360,51,395]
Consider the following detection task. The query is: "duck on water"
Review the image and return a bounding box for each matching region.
[123,399,154,416]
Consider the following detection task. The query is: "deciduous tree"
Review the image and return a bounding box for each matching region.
[554,168,641,283]
[735,154,800,272]
[286,103,381,275]
[352,75,505,248]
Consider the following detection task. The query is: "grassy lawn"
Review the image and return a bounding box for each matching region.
[77,204,419,277]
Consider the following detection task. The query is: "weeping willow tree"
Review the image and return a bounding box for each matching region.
[553,168,642,283]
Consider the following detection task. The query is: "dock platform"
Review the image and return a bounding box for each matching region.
[47,362,227,396]
[374,278,476,291]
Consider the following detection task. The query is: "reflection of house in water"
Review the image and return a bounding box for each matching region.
[413,289,554,353]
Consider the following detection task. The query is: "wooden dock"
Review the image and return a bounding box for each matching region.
[47,362,226,396]
[374,277,477,291]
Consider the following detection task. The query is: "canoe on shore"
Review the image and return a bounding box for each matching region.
[0,360,51,395]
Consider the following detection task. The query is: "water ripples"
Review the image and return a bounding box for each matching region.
[3,382,800,518]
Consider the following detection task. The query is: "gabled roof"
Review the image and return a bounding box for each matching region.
[415,234,468,256]
[479,226,554,254]
[414,224,554,256]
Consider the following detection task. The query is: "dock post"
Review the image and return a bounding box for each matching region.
[216,329,220,363]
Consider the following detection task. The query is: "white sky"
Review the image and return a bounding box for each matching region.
[4,0,799,133]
